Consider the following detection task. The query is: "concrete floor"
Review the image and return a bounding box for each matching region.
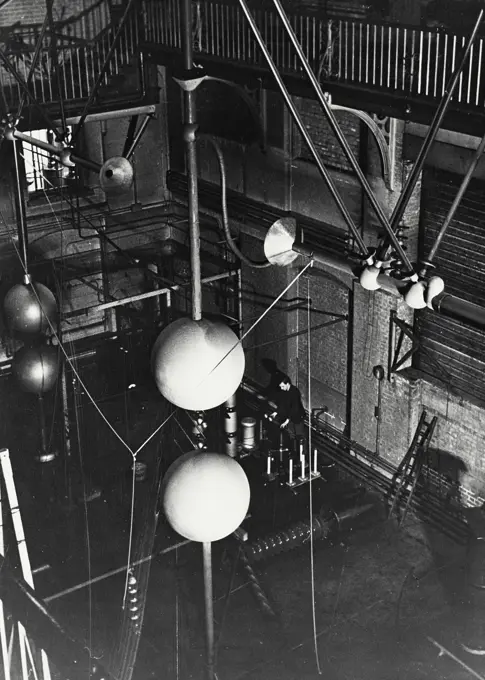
[26,460,478,680]
[2,367,481,680]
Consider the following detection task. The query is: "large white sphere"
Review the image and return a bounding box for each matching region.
[151,317,245,410]
[163,451,250,542]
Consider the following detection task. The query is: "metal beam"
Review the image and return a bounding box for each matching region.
[53,104,157,127]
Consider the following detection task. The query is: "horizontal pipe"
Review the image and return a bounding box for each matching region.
[54,104,157,127]
[96,269,239,311]
[12,130,101,172]
[293,243,485,331]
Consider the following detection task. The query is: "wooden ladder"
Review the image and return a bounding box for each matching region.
[388,410,438,527]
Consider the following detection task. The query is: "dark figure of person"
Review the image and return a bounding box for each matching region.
[268,374,306,442]
[461,503,485,655]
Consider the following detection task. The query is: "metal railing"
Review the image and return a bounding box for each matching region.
[0,2,143,112]
[142,0,485,111]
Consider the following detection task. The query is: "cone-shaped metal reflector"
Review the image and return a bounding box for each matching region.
[263,217,298,266]
[99,156,134,193]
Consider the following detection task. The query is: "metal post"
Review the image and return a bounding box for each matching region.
[11,140,29,277]
[181,0,203,320]
[236,0,370,258]
[202,541,215,680]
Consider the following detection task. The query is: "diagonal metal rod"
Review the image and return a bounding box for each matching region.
[71,0,138,145]
[421,129,485,275]
[236,0,370,258]
[124,114,154,160]
[382,10,484,258]
[0,47,63,140]
[270,0,414,273]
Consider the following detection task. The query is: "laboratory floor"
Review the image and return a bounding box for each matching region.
[1,362,480,680]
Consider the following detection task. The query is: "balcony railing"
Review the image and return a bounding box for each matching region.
[142,0,485,112]
[0,2,144,113]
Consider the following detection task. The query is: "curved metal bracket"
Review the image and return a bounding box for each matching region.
[330,104,394,190]
[203,75,266,151]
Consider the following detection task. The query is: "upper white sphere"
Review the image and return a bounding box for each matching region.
[151,317,245,410]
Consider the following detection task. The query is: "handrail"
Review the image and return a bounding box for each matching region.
[142,0,485,117]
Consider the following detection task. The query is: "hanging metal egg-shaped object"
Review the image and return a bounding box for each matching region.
[3,282,58,336]
[99,156,134,193]
[12,344,60,393]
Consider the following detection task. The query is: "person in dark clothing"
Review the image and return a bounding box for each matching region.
[268,374,306,440]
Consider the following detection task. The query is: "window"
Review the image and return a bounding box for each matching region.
[21,127,74,194]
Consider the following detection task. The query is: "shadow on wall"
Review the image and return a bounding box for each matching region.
[418,448,468,613]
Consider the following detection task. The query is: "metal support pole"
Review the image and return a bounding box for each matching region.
[270,0,413,273]
[385,10,484,243]
[236,0,370,258]
[421,129,485,273]
[202,541,215,680]
[181,0,203,320]
[11,140,29,277]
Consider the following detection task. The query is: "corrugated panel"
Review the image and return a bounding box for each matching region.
[420,168,485,306]
[416,169,485,403]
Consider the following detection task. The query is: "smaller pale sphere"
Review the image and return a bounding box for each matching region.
[151,317,245,411]
[163,451,250,542]
[12,344,60,393]
[3,282,58,335]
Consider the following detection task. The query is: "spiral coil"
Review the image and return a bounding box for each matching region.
[245,514,333,563]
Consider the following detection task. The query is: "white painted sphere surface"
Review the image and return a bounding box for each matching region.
[163,450,250,542]
[151,317,245,410]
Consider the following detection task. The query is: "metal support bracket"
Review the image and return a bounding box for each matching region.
[388,310,455,392]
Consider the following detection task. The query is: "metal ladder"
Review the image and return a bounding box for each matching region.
[388,410,438,527]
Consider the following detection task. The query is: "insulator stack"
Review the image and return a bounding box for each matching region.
[127,571,141,627]
[190,410,207,449]
[245,514,333,563]
[223,393,238,458]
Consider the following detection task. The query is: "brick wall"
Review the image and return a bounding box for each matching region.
[296,98,361,174]
[296,268,349,430]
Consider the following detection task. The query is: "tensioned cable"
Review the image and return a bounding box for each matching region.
[306,274,322,675]
[33,185,179,608]
[201,259,314,387]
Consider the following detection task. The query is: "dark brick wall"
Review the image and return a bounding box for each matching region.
[296,98,361,174]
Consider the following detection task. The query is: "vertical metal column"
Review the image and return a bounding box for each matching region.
[181,0,202,321]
